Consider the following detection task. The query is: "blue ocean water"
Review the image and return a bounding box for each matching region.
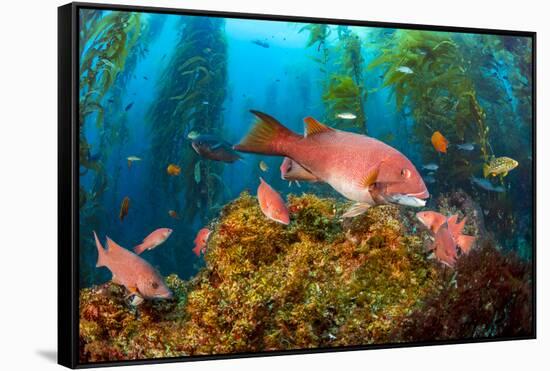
[78,10,533,287]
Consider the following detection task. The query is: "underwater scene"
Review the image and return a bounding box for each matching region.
[78,8,534,363]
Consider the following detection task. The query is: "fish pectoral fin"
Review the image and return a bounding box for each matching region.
[342,203,372,218]
[303,116,335,137]
[359,163,382,189]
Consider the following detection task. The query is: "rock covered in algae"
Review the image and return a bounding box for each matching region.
[79,275,189,362]
[79,192,532,361]
[178,192,439,353]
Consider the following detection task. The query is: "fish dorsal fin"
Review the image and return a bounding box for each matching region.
[303,117,335,137]
[106,236,124,253]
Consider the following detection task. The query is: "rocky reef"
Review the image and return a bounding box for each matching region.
[79,192,533,362]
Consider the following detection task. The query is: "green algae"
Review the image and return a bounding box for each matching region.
[79,193,532,362]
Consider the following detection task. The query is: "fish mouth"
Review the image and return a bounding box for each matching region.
[160,290,173,299]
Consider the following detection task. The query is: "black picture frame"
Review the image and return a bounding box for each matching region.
[58,2,537,368]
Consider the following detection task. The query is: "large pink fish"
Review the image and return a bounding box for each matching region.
[235,111,429,217]
[94,232,172,299]
[257,177,290,225]
[134,228,173,255]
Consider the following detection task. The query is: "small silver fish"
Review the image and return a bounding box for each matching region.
[470,177,505,192]
[187,131,200,140]
[396,66,414,74]
[424,175,436,184]
[422,163,439,171]
[259,160,269,172]
[456,143,475,151]
[194,162,201,183]
[336,112,357,120]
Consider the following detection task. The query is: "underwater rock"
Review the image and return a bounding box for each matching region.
[79,193,532,361]
[391,242,532,341]
[436,189,488,238]
[79,275,189,362]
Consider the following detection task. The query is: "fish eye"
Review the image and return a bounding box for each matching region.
[401,168,411,178]
[151,281,159,289]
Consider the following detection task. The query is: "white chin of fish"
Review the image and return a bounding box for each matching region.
[386,194,426,207]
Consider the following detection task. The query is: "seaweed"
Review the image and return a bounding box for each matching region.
[147,17,228,224]
[78,192,532,361]
[301,25,368,133]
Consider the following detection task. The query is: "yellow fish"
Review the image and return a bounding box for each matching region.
[483,156,518,178]
[259,160,269,172]
[167,164,181,176]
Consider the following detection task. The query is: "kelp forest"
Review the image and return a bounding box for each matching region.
[77,9,533,363]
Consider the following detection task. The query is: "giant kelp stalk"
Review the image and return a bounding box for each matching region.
[78,9,142,286]
[323,27,368,133]
[147,17,227,223]
[369,30,493,179]
[79,10,142,206]
[454,34,533,251]
[300,25,368,133]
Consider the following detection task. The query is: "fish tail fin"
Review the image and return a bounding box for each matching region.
[483,164,490,178]
[134,243,146,255]
[192,244,201,257]
[234,110,300,155]
[93,231,107,268]
[457,235,475,254]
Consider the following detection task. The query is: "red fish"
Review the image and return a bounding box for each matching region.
[93,232,172,299]
[416,211,447,234]
[235,111,428,217]
[257,177,290,225]
[134,228,173,255]
[432,225,458,267]
[447,215,475,254]
[416,211,476,267]
[192,228,211,256]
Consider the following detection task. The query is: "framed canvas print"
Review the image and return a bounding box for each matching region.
[58,2,536,368]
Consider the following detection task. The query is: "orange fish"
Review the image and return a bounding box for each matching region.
[94,232,172,299]
[235,111,428,217]
[167,164,181,176]
[134,228,173,255]
[119,196,130,221]
[257,177,290,225]
[168,210,179,219]
[192,228,211,256]
[431,131,449,153]
[416,211,476,267]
